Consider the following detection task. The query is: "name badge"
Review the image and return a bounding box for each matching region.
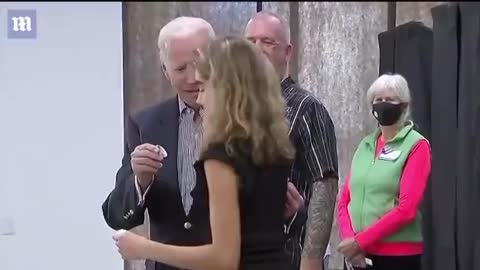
[379,145,401,161]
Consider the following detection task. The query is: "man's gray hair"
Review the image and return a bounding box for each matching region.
[366,74,412,123]
[157,16,215,68]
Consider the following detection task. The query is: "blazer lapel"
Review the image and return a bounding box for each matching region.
[143,97,183,213]
[156,98,179,186]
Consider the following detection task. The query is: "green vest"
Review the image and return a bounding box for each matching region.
[348,121,424,243]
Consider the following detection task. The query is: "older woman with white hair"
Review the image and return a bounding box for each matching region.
[336,74,431,270]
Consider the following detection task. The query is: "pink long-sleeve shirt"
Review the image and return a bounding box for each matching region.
[337,134,431,256]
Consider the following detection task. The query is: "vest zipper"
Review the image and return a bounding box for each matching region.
[360,150,377,230]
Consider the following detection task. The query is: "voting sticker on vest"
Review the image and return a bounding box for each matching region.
[378,145,402,161]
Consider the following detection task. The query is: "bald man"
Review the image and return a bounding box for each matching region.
[245,12,339,270]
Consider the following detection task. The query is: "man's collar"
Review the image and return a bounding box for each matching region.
[178,96,202,120]
[178,96,187,114]
[281,75,295,91]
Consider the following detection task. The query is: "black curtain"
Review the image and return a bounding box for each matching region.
[378,21,433,140]
[431,3,480,270]
[455,3,480,270]
[379,2,480,270]
[430,4,459,270]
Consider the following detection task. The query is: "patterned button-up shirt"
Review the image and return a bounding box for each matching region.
[281,76,339,267]
[177,98,203,215]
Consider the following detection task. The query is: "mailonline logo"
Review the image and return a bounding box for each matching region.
[7,9,37,39]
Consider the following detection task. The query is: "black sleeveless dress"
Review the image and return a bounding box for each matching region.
[192,143,294,270]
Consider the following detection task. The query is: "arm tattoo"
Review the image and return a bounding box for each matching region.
[302,176,338,258]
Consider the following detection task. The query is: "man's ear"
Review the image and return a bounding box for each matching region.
[285,44,293,59]
[161,63,170,81]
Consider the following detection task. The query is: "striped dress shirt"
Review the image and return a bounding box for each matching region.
[281,76,339,267]
[177,99,202,215]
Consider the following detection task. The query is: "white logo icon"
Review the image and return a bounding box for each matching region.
[11,16,32,32]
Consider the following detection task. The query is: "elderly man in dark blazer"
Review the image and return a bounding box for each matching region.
[102,16,215,270]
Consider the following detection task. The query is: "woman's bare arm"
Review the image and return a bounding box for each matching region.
[143,159,241,270]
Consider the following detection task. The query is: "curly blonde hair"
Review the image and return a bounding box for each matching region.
[196,36,295,166]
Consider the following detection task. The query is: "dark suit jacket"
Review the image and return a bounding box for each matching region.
[102,97,211,270]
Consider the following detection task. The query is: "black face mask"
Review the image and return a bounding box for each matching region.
[372,102,406,126]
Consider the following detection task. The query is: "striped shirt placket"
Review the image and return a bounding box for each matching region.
[177,105,203,216]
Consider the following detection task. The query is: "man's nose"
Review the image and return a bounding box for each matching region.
[196,92,203,106]
[186,65,197,84]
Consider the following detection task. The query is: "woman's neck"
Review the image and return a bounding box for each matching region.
[380,124,401,141]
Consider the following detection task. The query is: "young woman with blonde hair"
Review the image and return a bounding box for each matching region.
[113,36,296,270]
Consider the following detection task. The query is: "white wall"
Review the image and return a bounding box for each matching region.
[0,2,124,270]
